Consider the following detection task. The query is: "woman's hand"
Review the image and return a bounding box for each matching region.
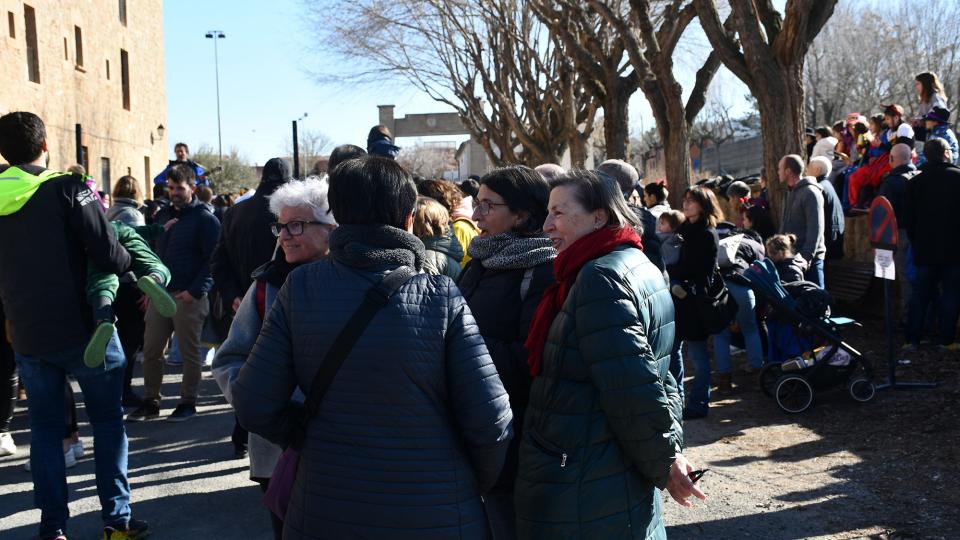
[666,454,707,507]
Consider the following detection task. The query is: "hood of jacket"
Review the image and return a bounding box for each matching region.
[422,232,464,261]
[367,135,401,159]
[0,165,72,216]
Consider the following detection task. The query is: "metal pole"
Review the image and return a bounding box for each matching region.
[75,124,82,165]
[213,35,223,165]
[292,120,300,179]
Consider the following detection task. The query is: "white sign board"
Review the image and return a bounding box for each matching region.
[874,249,895,280]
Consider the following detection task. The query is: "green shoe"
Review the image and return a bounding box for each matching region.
[84,322,115,368]
[137,276,177,317]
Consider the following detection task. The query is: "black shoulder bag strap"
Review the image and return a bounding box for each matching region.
[295,265,417,443]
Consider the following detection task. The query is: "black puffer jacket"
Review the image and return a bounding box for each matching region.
[457,259,554,492]
[668,219,719,341]
[231,225,513,540]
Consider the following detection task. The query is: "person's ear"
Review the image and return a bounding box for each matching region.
[404,212,414,233]
[594,208,609,229]
[514,210,529,229]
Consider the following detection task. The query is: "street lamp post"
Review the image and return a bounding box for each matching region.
[292,112,308,178]
[205,30,226,165]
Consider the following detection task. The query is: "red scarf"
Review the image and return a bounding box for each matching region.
[525,226,642,377]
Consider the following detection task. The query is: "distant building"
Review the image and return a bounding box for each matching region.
[0,0,167,196]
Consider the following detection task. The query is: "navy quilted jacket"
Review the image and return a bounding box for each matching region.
[154,197,220,298]
[515,246,683,540]
[231,258,514,540]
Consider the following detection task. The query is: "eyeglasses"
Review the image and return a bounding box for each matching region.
[270,220,326,237]
[472,199,510,216]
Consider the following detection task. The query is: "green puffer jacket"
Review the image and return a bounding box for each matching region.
[516,245,683,540]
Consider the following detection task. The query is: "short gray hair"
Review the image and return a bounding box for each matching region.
[890,143,912,164]
[268,176,336,225]
[549,169,642,230]
[808,156,832,178]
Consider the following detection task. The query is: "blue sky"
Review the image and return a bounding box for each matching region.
[163,0,749,166]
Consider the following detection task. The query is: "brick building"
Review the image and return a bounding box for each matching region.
[0,0,166,195]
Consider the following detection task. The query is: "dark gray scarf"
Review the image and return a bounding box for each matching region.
[329,224,425,271]
[466,232,556,270]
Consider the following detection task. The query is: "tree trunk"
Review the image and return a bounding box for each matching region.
[663,126,692,210]
[751,63,805,226]
[603,87,631,160]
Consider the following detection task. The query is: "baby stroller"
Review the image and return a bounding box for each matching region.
[744,259,875,413]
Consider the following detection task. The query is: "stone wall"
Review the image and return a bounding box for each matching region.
[0,0,166,196]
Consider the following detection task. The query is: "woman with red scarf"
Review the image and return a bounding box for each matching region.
[515,170,704,539]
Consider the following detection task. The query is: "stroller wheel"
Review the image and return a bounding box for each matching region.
[848,377,876,402]
[775,375,814,413]
[759,363,783,398]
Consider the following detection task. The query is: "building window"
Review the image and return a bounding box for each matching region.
[101,157,111,194]
[118,0,127,26]
[144,156,150,185]
[81,146,89,172]
[74,26,83,67]
[23,5,40,83]
[120,49,130,110]
[105,59,110,79]
[63,37,68,60]
[7,12,14,38]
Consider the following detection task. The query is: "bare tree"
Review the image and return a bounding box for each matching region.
[587,0,727,207]
[531,0,639,160]
[313,0,598,167]
[285,129,333,175]
[695,0,837,218]
[690,86,736,173]
[805,1,960,127]
[192,145,256,195]
[398,143,458,179]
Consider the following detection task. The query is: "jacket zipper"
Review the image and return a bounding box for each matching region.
[530,431,568,468]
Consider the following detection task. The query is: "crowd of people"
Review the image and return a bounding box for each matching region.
[0,68,956,539]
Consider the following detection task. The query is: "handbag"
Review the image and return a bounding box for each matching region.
[694,267,739,335]
[262,266,417,520]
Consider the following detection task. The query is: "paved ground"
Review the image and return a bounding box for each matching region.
[0,368,272,540]
[2,352,956,539]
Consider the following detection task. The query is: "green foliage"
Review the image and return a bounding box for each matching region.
[191,145,258,195]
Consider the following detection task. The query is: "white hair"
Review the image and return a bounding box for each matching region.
[808,156,832,178]
[268,176,336,225]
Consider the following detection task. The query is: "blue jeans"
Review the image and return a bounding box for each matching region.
[714,281,764,372]
[669,338,685,405]
[15,332,131,535]
[804,257,825,288]
[907,264,960,345]
[686,340,710,415]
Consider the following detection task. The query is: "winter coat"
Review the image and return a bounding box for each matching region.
[152,159,206,185]
[211,159,291,306]
[903,161,960,266]
[917,123,960,167]
[775,253,809,284]
[668,220,719,341]
[452,218,479,267]
[421,232,463,279]
[154,197,220,298]
[515,246,683,540]
[878,163,919,224]
[817,175,845,242]
[781,176,826,263]
[230,225,513,540]
[106,198,145,227]
[0,165,130,354]
[213,257,303,479]
[457,258,555,492]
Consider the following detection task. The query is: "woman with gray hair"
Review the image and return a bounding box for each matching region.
[212,176,336,539]
[516,170,704,539]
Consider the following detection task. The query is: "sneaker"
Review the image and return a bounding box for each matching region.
[138,274,176,317]
[0,432,17,456]
[32,530,68,540]
[126,400,160,422]
[84,322,116,368]
[166,403,196,423]
[103,518,149,539]
[70,440,84,460]
[25,446,77,471]
[164,354,182,367]
[122,391,145,409]
[203,347,215,367]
